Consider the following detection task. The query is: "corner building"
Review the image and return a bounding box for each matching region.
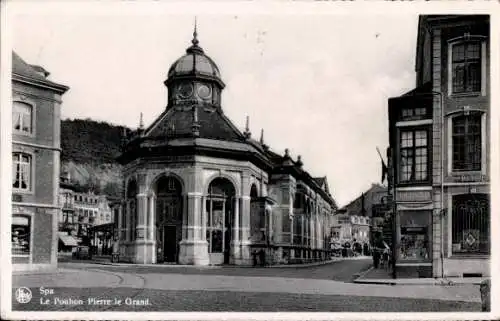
[116,31,337,265]
[11,52,69,271]
[388,15,490,278]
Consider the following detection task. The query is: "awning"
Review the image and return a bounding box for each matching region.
[58,232,79,247]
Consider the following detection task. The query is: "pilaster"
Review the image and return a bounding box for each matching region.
[231,196,241,262]
[179,167,209,265]
[239,173,252,264]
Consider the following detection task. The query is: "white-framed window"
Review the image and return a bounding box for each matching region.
[12,101,33,134]
[399,129,429,183]
[448,36,487,96]
[12,153,31,191]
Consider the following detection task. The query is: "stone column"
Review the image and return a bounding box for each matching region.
[201,195,207,241]
[134,193,148,263]
[125,201,130,241]
[301,214,305,258]
[149,193,156,263]
[240,173,252,265]
[133,173,154,264]
[178,168,209,266]
[231,196,241,263]
[117,204,123,240]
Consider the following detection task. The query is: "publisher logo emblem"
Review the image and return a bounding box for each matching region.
[15,287,32,304]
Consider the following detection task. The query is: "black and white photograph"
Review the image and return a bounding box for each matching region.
[0,1,497,320]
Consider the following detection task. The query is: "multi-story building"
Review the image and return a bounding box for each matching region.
[58,173,79,253]
[330,212,370,247]
[69,190,115,254]
[95,195,113,226]
[115,28,337,266]
[388,15,490,278]
[73,191,99,239]
[11,52,69,271]
[58,173,77,233]
[339,184,387,246]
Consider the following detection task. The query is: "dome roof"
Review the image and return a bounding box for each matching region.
[167,29,222,81]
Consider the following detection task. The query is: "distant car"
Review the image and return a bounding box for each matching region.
[72,245,91,260]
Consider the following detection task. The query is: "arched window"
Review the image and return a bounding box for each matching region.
[12,153,31,191]
[12,101,32,134]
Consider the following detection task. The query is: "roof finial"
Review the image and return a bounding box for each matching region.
[139,112,144,129]
[192,17,199,46]
[260,128,264,145]
[244,115,251,138]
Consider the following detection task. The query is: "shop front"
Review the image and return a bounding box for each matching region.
[395,208,433,278]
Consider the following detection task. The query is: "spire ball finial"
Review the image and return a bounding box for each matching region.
[192,17,199,46]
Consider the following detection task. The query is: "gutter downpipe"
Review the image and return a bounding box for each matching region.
[427,90,445,278]
[435,90,445,279]
[426,23,445,278]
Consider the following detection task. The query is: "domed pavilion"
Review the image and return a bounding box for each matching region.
[116,26,337,266]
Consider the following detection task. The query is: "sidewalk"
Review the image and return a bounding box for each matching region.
[354,266,488,285]
[12,267,145,289]
[87,256,368,269]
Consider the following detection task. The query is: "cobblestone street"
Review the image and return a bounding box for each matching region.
[11,259,482,312]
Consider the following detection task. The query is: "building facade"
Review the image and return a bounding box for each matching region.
[11,52,69,271]
[73,191,100,239]
[334,184,386,247]
[116,30,337,266]
[59,174,77,233]
[388,15,490,278]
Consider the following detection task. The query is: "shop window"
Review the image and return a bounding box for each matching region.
[452,194,489,255]
[400,226,430,260]
[399,129,428,183]
[12,215,30,255]
[12,101,32,134]
[451,41,481,94]
[452,113,482,171]
[12,153,31,191]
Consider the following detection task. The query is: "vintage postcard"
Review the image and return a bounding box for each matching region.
[0,0,498,320]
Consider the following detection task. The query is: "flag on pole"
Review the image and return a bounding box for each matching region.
[377,147,388,184]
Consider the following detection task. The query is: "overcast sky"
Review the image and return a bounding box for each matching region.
[11,4,419,207]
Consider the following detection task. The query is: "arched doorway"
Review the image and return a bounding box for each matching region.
[155,176,183,263]
[206,177,236,265]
